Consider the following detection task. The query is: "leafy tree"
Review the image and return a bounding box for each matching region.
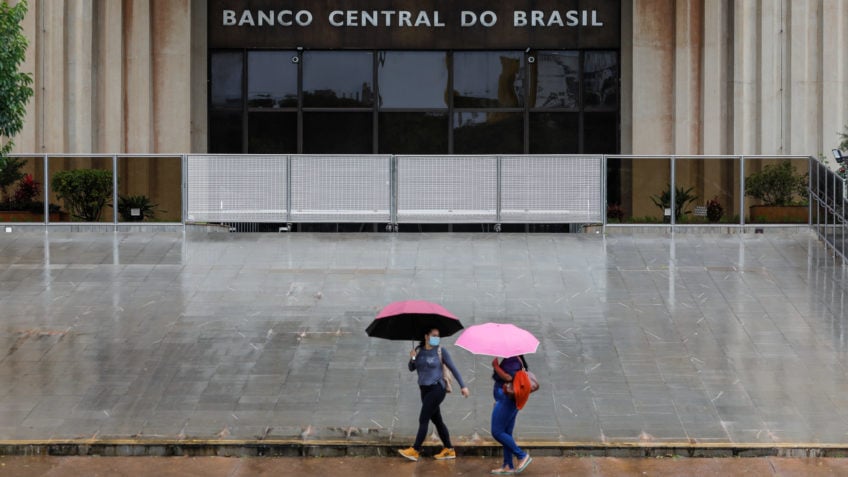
[840,126,848,152]
[745,160,808,206]
[0,0,34,168]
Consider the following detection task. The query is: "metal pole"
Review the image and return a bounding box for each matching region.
[602,155,607,234]
[182,154,188,229]
[808,157,813,227]
[740,156,746,227]
[670,156,676,227]
[43,155,49,225]
[286,155,292,226]
[390,155,397,231]
[496,155,502,226]
[112,155,118,230]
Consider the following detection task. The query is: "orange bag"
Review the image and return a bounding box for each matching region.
[504,370,539,410]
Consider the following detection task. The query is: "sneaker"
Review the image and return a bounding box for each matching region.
[398,447,420,462]
[434,448,456,460]
[491,467,515,474]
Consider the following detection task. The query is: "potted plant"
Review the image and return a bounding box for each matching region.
[650,185,697,222]
[745,160,808,223]
[0,171,65,222]
[114,194,161,222]
[51,169,113,222]
[706,196,724,223]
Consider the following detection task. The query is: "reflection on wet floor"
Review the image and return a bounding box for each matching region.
[0,231,847,445]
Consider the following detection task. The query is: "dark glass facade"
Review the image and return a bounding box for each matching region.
[208,50,619,155]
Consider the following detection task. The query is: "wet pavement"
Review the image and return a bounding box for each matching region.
[1,456,848,476]
[0,231,847,448]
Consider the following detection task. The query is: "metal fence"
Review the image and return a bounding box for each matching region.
[810,158,848,264]
[3,153,847,267]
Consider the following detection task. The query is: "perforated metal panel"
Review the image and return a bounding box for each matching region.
[397,156,497,223]
[290,156,391,223]
[500,155,603,223]
[186,155,287,223]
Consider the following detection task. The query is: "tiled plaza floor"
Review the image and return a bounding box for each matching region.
[0,231,847,446]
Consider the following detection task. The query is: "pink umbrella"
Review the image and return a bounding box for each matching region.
[366,300,464,341]
[455,323,539,358]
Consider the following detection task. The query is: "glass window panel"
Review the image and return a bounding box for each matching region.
[0,156,48,223]
[210,51,243,108]
[584,51,618,108]
[209,110,243,153]
[529,113,578,154]
[584,112,618,154]
[303,112,372,153]
[454,52,524,108]
[377,52,448,109]
[530,51,579,109]
[248,112,297,153]
[303,52,374,107]
[453,112,523,154]
[379,112,448,154]
[117,157,182,223]
[48,157,114,222]
[247,51,298,108]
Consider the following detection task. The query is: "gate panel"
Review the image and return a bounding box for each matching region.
[186,155,287,223]
[290,155,391,223]
[500,155,603,223]
[396,156,497,223]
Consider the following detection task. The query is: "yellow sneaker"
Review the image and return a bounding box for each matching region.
[398,447,420,461]
[434,448,456,460]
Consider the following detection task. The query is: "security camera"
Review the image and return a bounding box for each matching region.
[833,149,845,164]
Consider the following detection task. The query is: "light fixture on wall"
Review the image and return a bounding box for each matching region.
[834,149,845,164]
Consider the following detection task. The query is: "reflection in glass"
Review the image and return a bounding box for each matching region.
[379,113,448,154]
[248,51,298,108]
[248,112,297,153]
[454,52,524,108]
[210,110,243,153]
[378,52,448,109]
[584,112,618,154]
[584,51,618,108]
[303,52,374,107]
[210,52,243,108]
[530,113,578,153]
[303,113,372,153]
[530,51,579,109]
[453,112,523,154]
[0,157,48,222]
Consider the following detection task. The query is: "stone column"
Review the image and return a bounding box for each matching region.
[732,0,758,155]
[190,0,208,153]
[41,0,65,153]
[65,0,93,154]
[94,0,124,153]
[759,0,787,155]
[701,0,731,155]
[821,0,847,155]
[788,0,821,155]
[123,0,153,153]
[674,0,702,155]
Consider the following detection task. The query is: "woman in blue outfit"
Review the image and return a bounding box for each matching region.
[398,327,470,462]
[490,355,532,474]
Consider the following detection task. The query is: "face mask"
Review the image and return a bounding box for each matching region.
[429,336,441,347]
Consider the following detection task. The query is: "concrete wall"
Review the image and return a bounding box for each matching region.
[8,0,207,154]
[626,0,848,157]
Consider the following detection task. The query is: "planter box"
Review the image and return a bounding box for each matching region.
[749,205,808,224]
[0,211,67,222]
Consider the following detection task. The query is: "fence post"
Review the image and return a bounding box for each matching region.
[496,155,502,226]
[808,157,813,227]
[390,155,397,231]
[112,155,118,230]
[43,155,49,225]
[739,156,746,227]
[602,155,607,234]
[670,156,676,227]
[182,154,188,228]
[286,155,292,227]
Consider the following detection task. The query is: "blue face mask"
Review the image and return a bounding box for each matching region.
[428,336,441,347]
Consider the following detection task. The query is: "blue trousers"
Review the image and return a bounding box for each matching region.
[491,386,526,469]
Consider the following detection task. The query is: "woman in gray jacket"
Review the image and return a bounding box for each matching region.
[398,327,469,462]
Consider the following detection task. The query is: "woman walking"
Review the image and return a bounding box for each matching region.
[490,355,532,474]
[398,327,470,462]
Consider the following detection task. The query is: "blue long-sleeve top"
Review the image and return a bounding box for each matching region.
[408,345,466,389]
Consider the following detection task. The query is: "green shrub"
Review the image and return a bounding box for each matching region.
[744,160,807,206]
[52,169,113,222]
